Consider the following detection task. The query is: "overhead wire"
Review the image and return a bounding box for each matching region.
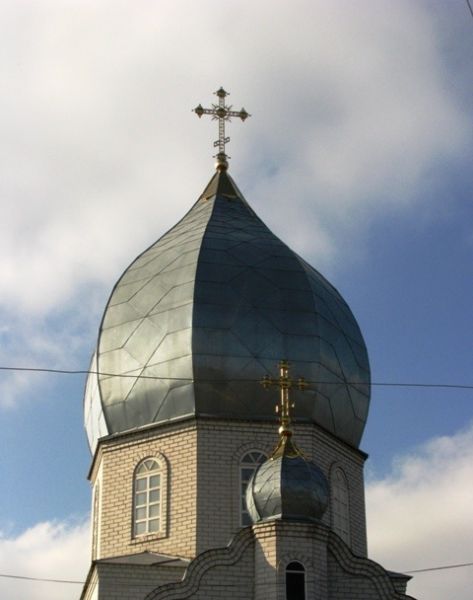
[0,365,472,391]
[404,560,473,574]
[4,1,473,593]
[1,559,472,586]
[0,572,84,584]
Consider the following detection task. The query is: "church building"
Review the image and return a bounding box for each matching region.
[80,89,416,600]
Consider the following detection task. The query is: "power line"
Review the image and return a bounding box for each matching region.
[405,560,473,574]
[1,559,472,586]
[0,365,472,391]
[3,4,473,593]
[0,572,84,584]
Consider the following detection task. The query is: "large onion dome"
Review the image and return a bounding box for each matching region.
[245,434,329,524]
[84,170,370,452]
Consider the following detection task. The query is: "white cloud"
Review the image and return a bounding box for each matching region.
[1,425,472,600]
[0,301,100,407]
[0,519,89,600]
[0,0,470,316]
[366,423,473,600]
[0,0,471,409]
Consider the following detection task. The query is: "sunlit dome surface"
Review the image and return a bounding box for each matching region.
[84,170,370,452]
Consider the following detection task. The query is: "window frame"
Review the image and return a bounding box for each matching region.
[285,560,306,600]
[331,466,351,545]
[239,449,267,527]
[132,457,164,539]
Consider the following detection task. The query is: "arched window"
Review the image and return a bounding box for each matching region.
[240,450,266,526]
[286,561,305,600]
[133,458,162,537]
[331,467,350,544]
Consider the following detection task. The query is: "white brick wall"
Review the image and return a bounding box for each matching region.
[88,417,367,563]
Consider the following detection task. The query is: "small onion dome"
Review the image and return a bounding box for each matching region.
[245,434,329,524]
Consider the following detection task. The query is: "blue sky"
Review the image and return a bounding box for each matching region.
[0,2,472,599]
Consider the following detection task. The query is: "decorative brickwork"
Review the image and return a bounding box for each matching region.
[91,421,198,559]
[89,417,367,564]
[146,528,254,600]
[136,521,413,600]
[253,521,331,600]
[81,418,415,600]
[195,419,367,556]
[327,531,415,600]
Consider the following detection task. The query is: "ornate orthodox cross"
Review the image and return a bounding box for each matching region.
[193,87,250,171]
[261,360,308,436]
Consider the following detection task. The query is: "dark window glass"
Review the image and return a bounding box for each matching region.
[286,561,305,600]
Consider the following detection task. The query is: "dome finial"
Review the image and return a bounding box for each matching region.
[261,360,309,458]
[193,87,251,171]
[246,361,329,524]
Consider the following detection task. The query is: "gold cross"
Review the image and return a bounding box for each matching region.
[193,87,250,171]
[261,360,309,436]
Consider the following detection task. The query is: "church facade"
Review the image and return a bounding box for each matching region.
[80,92,415,600]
